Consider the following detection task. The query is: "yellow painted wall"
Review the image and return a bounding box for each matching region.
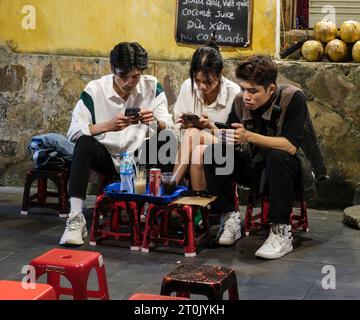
[0,0,277,60]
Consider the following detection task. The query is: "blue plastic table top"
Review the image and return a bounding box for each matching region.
[104,182,188,204]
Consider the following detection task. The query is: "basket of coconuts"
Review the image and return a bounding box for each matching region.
[301,19,360,62]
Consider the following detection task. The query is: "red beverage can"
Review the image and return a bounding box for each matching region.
[149,168,162,196]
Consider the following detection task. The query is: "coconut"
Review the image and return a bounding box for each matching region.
[313,20,338,43]
[301,40,324,61]
[353,40,360,62]
[325,39,349,62]
[340,20,360,43]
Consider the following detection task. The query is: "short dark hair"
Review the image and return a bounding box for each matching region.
[235,55,278,88]
[110,42,148,74]
[189,37,223,89]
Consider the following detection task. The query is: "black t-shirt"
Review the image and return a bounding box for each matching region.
[227,91,307,149]
[279,91,306,148]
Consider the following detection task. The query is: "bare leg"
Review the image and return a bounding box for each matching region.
[190,144,208,191]
[189,131,218,191]
[173,128,200,184]
[174,129,218,185]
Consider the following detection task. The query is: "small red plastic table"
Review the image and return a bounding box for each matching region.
[141,196,217,257]
[90,184,189,251]
[0,280,56,300]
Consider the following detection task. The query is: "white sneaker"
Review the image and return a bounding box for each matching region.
[255,224,293,259]
[59,212,88,246]
[217,211,241,246]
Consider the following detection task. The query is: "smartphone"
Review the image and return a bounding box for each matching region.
[125,107,141,118]
[181,113,204,129]
[181,113,200,123]
[215,122,232,129]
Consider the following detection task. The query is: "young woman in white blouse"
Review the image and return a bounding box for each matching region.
[173,39,240,191]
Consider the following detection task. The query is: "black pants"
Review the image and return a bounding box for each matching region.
[69,132,176,199]
[204,144,300,224]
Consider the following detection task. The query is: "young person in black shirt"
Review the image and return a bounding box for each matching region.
[204,55,307,259]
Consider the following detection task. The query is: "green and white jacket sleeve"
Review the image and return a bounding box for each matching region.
[67,86,95,142]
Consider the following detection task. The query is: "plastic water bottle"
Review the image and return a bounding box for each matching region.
[119,152,134,193]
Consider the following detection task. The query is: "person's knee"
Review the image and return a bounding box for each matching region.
[74,135,97,153]
[183,127,200,140]
[186,127,200,135]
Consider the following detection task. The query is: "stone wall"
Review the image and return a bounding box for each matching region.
[278,61,360,209]
[0,45,359,209]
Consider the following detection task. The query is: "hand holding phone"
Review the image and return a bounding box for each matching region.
[182,113,200,122]
[125,107,141,124]
[138,109,154,125]
[181,113,203,129]
[108,113,131,131]
[125,107,141,118]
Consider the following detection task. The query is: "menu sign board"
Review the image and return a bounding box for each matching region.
[175,0,252,47]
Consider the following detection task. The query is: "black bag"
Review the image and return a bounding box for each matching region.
[302,107,328,181]
[295,147,316,200]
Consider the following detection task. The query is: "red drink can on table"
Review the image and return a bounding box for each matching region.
[149,168,162,196]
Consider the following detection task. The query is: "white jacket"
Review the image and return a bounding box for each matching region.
[67,74,174,171]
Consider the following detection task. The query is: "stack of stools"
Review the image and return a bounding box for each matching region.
[89,193,142,250]
[141,198,215,257]
[21,168,70,217]
[244,191,309,236]
[29,248,110,300]
[0,280,56,300]
[161,264,239,300]
[128,293,189,300]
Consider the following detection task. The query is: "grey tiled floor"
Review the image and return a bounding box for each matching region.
[0,188,359,300]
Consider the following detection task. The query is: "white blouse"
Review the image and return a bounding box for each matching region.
[173,76,241,126]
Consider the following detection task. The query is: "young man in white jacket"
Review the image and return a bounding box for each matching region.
[60,42,174,246]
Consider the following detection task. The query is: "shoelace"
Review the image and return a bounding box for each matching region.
[272,225,292,239]
[223,217,238,235]
[264,232,282,249]
[66,215,84,232]
[223,223,235,235]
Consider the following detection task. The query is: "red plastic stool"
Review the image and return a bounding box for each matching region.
[128,292,189,300]
[244,192,309,236]
[21,169,70,218]
[89,193,142,250]
[0,280,56,300]
[141,202,211,257]
[161,264,239,300]
[29,248,110,300]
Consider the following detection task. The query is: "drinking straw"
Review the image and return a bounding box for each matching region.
[171,163,184,182]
